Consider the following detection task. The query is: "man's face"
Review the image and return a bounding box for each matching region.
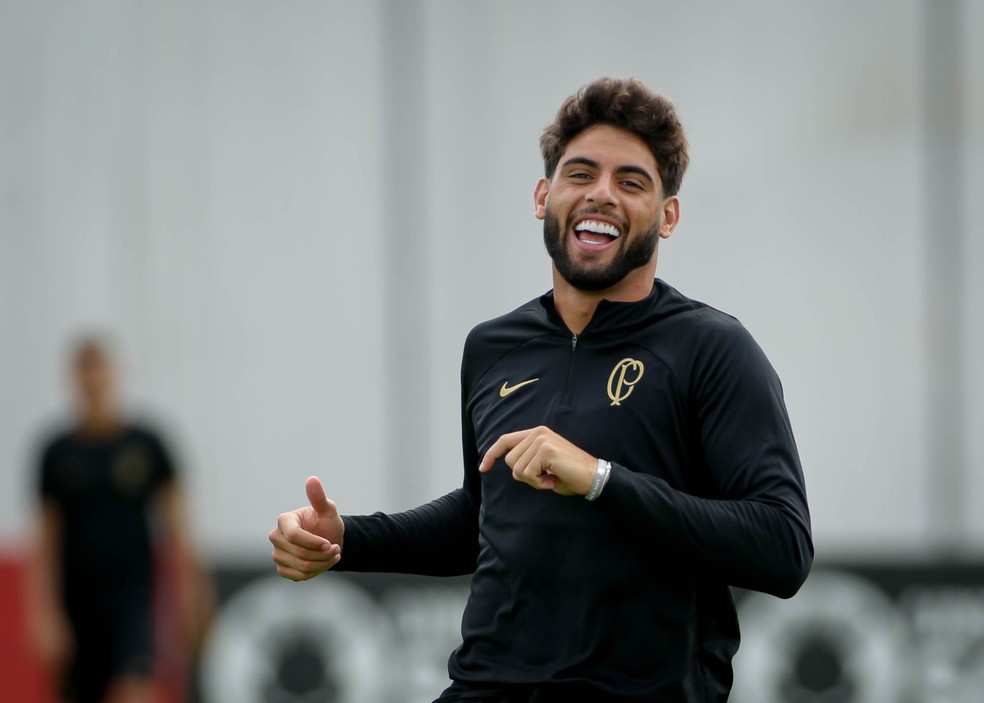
[535,124,676,292]
[74,347,113,411]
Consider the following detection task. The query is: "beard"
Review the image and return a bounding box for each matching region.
[543,207,660,292]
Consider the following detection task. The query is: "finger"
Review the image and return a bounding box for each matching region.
[305,476,336,516]
[275,560,334,582]
[269,528,339,561]
[508,433,541,477]
[271,547,335,571]
[514,439,558,490]
[479,429,533,473]
[276,566,311,582]
[272,546,340,576]
[272,536,340,565]
[276,511,332,550]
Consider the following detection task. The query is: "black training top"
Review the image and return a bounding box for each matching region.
[337,279,813,701]
[38,424,176,587]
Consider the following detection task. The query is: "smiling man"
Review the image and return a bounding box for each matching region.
[270,77,813,702]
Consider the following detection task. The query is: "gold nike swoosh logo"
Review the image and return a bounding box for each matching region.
[499,378,539,397]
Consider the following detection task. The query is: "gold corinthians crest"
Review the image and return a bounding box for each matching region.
[607,358,645,406]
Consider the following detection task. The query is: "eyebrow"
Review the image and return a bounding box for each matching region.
[560,156,655,184]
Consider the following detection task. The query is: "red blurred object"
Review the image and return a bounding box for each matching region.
[0,554,56,703]
[0,551,189,703]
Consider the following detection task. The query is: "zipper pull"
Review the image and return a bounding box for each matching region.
[572,334,578,351]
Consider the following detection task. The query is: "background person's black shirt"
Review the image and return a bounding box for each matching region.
[39,424,176,586]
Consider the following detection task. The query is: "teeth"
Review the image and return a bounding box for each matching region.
[574,220,620,238]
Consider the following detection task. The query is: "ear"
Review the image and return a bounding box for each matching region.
[659,196,681,239]
[533,178,550,220]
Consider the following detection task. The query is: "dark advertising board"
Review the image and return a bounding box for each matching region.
[195,562,984,703]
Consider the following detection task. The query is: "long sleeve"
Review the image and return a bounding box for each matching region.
[597,321,813,598]
[336,487,479,576]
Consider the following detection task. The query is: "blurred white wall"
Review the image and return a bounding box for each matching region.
[1,0,980,564]
[966,0,984,545]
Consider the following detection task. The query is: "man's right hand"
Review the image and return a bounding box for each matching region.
[269,476,344,581]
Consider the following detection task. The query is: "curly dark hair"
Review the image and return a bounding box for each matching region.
[540,77,689,196]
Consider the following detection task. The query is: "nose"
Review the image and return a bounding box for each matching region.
[585,174,616,209]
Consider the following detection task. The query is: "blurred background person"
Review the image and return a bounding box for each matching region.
[24,335,213,703]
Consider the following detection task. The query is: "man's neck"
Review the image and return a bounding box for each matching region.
[77,405,122,437]
[551,266,656,335]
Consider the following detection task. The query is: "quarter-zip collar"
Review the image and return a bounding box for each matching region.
[536,278,676,340]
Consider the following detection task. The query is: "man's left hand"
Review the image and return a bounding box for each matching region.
[479,426,597,496]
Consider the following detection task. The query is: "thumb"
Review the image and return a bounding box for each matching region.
[305,476,335,516]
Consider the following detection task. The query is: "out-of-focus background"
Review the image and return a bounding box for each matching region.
[1,1,981,701]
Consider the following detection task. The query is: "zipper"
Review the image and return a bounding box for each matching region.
[562,334,579,407]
